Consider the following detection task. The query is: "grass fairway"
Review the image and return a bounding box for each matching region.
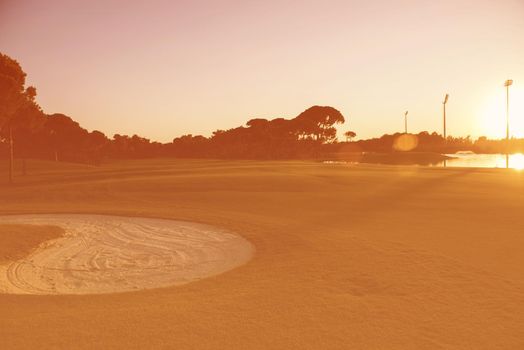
[0,224,64,264]
[1,159,524,349]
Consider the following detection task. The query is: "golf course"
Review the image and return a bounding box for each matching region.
[1,159,524,349]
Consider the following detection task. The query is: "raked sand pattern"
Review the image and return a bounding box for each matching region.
[0,214,254,295]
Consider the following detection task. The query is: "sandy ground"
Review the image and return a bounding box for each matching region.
[1,159,524,349]
[0,215,253,295]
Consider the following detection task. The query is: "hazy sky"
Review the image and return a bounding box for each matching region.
[1,0,523,141]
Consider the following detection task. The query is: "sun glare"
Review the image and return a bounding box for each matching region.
[510,153,524,170]
[479,85,524,139]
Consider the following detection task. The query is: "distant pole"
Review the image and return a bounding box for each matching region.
[404,111,408,134]
[505,80,512,141]
[441,95,449,167]
[504,79,513,168]
[443,94,449,140]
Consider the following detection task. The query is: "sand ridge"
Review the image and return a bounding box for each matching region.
[0,214,254,295]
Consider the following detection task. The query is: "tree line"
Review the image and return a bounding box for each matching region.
[2,52,524,174]
[1,52,349,165]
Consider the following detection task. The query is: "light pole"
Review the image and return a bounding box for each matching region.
[443,94,449,140]
[504,80,513,140]
[404,111,408,134]
[504,79,513,168]
[441,94,449,167]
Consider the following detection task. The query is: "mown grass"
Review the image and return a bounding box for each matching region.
[1,158,524,349]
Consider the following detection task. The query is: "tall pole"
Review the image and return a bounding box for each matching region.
[443,94,449,140]
[506,84,510,141]
[404,111,408,134]
[504,80,513,168]
[443,103,446,139]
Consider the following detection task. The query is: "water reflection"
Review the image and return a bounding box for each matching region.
[436,153,524,169]
[323,153,524,169]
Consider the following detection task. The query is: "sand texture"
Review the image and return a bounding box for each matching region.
[0,214,254,295]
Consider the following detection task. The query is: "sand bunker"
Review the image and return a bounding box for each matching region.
[0,214,253,295]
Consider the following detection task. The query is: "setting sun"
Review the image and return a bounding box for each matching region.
[479,84,524,139]
[510,153,524,170]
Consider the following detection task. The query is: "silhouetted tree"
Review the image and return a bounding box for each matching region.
[44,114,91,161]
[86,130,109,164]
[344,131,356,142]
[293,106,345,143]
[0,52,41,183]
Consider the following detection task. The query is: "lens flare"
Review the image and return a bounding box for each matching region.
[393,134,418,152]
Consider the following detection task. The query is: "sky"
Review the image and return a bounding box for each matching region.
[1,0,523,142]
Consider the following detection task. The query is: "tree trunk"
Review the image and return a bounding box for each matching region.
[8,124,14,184]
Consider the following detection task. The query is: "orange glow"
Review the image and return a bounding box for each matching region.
[1,1,524,141]
[478,85,524,139]
[510,153,524,170]
[3,1,524,347]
